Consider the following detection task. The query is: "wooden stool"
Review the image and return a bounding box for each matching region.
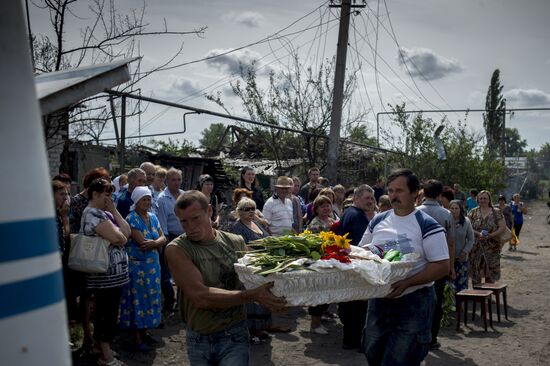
[456,289,493,331]
[474,283,508,322]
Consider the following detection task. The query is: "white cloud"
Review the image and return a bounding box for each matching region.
[205,48,261,74]
[505,88,550,106]
[166,78,202,97]
[221,11,266,28]
[397,47,463,81]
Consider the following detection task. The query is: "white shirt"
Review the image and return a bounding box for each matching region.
[262,196,294,236]
[359,209,449,295]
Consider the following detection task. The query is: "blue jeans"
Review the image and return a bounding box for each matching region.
[186,320,249,366]
[362,286,436,366]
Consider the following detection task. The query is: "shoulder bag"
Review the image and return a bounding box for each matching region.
[68,219,110,274]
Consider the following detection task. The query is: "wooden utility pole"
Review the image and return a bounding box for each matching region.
[326,0,364,184]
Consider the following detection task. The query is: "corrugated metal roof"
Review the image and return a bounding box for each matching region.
[223,158,303,176]
[34,57,139,115]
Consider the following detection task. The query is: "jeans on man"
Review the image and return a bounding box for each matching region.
[431,277,447,344]
[186,320,249,366]
[362,286,436,366]
[161,235,178,312]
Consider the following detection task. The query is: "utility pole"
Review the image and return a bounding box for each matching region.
[326,0,364,184]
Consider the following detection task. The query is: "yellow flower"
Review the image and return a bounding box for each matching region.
[335,232,351,249]
[299,230,313,236]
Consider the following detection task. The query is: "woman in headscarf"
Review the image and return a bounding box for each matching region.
[119,186,166,351]
[467,190,506,286]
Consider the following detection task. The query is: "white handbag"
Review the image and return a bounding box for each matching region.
[68,232,110,274]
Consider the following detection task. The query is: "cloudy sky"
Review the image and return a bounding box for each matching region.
[30,0,550,150]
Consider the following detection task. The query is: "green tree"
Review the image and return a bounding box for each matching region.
[346,124,377,146]
[483,69,506,158]
[383,103,506,193]
[150,138,197,157]
[206,54,364,169]
[199,123,230,156]
[504,127,527,156]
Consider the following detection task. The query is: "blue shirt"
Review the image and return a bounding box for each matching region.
[116,188,133,220]
[510,202,524,225]
[155,187,184,236]
[466,197,478,213]
[340,206,369,246]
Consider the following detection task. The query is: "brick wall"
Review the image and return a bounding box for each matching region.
[44,111,69,178]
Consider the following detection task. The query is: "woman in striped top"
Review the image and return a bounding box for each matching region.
[81,178,130,366]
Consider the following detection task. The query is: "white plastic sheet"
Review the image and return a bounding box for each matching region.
[235,246,418,306]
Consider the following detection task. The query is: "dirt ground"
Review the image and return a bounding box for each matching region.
[76,200,550,366]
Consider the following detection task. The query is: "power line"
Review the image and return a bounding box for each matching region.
[349,15,376,122]
[373,0,459,117]
[148,2,330,73]
[130,10,341,138]
[349,21,429,113]
[130,9,335,135]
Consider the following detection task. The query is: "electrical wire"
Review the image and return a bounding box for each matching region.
[350,18,431,113]
[148,2,330,73]
[128,6,340,138]
[373,0,459,118]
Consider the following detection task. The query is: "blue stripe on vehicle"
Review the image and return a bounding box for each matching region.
[0,270,65,320]
[0,218,59,263]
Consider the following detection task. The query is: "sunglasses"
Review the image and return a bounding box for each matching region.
[239,207,256,212]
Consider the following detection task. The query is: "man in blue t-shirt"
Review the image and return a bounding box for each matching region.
[338,184,376,350]
[115,168,147,219]
[466,189,478,213]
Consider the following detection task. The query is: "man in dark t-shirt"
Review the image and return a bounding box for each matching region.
[339,184,376,350]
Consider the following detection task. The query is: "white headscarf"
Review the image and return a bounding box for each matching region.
[113,175,122,195]
[130,186,152,211]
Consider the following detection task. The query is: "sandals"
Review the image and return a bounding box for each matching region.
[97,357,125,366]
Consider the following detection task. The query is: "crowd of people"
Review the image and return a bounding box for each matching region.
[50,163,527,366]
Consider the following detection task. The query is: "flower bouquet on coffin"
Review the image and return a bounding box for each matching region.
[234,231,419,306]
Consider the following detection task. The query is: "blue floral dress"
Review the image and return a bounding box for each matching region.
[120,211,162,329]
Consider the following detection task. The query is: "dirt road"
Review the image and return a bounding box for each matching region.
[103,200,550,366]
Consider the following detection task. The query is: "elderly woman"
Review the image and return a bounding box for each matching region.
[119,187,166,351]
[304,187,339,224]
[231,197,270,243]
[81,178,130,366]
[221,188,269,231]
[71,167,111,234]
[306,195,336,335]
[468,190,506,286]
[69,167,111,356]
[449,200,474,292]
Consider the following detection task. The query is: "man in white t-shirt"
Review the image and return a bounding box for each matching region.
[358,169,449,366]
